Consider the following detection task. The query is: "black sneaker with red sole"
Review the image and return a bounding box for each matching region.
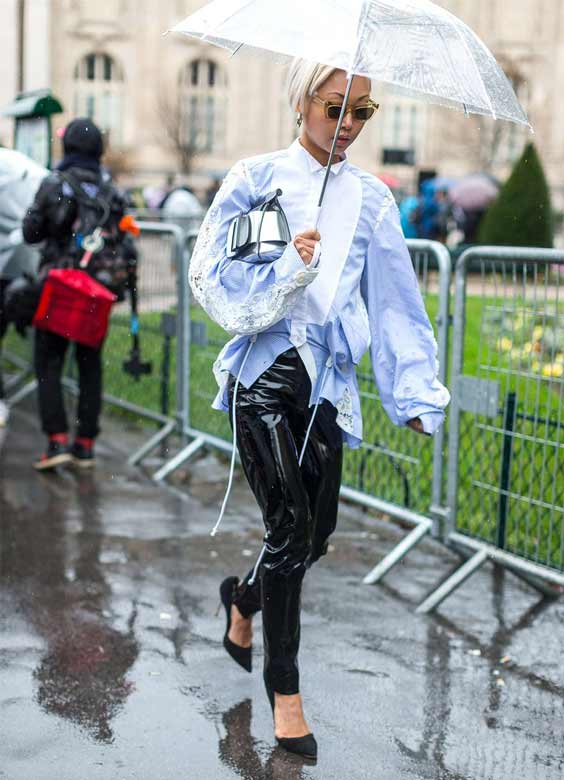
[71,441,95,468]
[33,440,72,471]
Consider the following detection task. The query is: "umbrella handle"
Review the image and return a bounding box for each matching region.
[317,71,356,211]
[313,206,323,231]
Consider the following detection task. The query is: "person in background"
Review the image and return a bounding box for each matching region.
[23,118,133,471]
[205,176,223,207]
[0,149,48,427]
[399,193,420,239]
[434,187,451,243]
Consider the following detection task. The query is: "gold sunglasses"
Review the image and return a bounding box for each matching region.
[311,95,380,122]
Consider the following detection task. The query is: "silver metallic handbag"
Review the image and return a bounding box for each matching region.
[226,189,291,261]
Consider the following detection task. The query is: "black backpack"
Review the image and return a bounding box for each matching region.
[60,172,137,301]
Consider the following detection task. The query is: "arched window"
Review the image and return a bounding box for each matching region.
[179,58,227,155]
[73,53,125,145]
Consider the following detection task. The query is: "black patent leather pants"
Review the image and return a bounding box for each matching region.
[227,348,343,695]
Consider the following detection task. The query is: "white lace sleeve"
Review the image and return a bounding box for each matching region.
[189,161,317,336]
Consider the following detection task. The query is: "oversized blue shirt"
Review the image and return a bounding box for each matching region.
[189,139,450,448]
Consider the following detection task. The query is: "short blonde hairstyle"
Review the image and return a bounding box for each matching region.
[287,58,372,114]
[287,59,337,113]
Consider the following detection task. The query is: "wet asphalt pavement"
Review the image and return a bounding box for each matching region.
[1,403,564,780]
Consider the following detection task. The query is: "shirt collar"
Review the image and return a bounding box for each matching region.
[288,138,348,177]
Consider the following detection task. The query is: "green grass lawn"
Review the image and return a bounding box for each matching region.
[3,289,563,571]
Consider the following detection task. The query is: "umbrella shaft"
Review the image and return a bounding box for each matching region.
[316,72,355,219]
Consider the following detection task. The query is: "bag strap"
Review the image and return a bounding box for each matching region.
[59,172,112,230]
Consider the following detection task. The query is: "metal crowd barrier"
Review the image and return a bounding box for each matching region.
[2,222,189,466]
[131,208,203,237]
[6,227,564,616]
[418,246,564,612]
[153,239,453,589]
[2,334,35,403]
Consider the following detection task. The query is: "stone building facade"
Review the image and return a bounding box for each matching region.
[2,0,563,207]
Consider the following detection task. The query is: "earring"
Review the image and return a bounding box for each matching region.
[296,113,303,127]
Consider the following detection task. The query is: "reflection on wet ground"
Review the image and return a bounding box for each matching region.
[1,469,139,744]
[1,405,564,780]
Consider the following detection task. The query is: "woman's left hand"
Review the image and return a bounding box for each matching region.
[407,417,425,435]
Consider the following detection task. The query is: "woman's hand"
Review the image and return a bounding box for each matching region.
[407,417,427,435]
[293,230,321,265]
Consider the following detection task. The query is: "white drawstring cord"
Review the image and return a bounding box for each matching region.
[210,336,256,537]
[248,355,333,586]
[298,358,332,467]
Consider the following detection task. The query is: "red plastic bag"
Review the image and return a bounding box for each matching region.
[33,269,117,348]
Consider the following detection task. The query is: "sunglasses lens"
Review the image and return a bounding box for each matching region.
[323,102,378,120]
[355,106,375,121]
[327,105,342,120]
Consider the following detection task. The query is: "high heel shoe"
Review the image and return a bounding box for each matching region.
[220,576,252,673]
[265,684,318,760]
[276,733,318,761]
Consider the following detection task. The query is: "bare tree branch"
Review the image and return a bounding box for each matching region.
[156,91,198,175]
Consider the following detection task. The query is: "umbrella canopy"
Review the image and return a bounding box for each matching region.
[449,173,499,211]
[0,149,47,278]
[171,0,530,127]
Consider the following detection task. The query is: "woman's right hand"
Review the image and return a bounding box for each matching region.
[293,230,321,266]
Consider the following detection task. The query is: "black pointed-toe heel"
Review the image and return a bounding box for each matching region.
[265,685,317,760]
[220,576,252,673]
[276,733,318,761]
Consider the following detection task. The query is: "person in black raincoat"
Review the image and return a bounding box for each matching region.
[23,118,134,470]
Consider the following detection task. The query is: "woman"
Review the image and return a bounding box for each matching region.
[190,60,450,759]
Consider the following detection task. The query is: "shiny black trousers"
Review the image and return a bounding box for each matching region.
[227,348,343,695]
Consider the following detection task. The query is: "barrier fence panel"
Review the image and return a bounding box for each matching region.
[2,331,35,403]
[2,222,188,465]
[132,209,203,238]
[156,239,452,588]
[419,246,564,613]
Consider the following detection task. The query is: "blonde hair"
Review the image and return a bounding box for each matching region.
[287,58,373,115]
[287,59,337,113]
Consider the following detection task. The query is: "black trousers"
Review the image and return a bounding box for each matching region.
[228,348,343,695]
[34,329,102,438]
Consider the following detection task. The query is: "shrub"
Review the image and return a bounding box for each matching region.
[478,143,553,248]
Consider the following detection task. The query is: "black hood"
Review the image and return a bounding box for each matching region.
[62,118,104,160]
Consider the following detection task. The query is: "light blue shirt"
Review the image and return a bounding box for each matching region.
[189,139,450,449]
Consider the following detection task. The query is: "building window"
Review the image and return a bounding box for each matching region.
[382,99,421,153]
[179,58,227,155]
[73,53,125,145]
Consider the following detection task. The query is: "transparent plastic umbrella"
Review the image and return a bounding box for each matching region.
[170,0,530,209]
